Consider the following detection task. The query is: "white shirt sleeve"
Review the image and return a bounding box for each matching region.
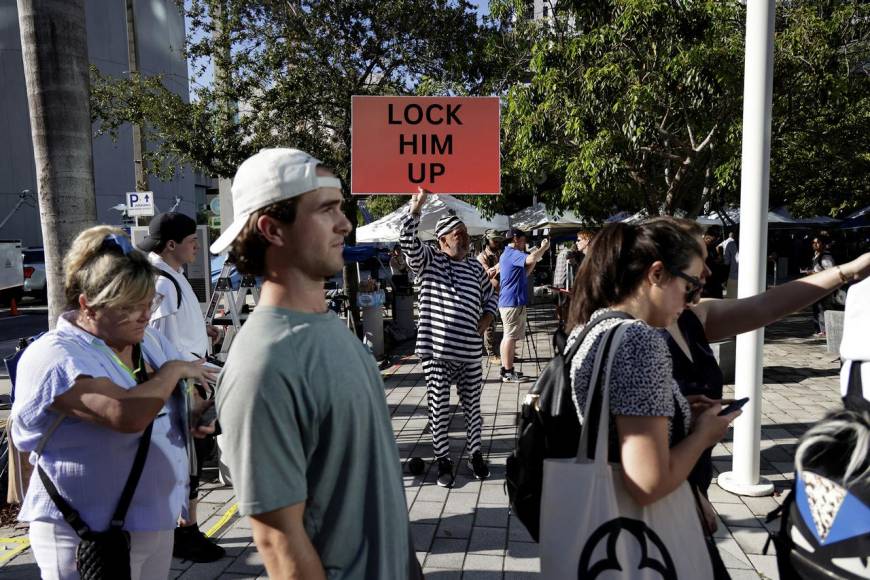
[11,337,104,429]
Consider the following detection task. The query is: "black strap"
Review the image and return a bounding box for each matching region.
[38,343,154,537]
[157,270,183,309]
[111,348,153,526]
[581,315,686,463]
[583,324,624,460]
[564,311,634,362]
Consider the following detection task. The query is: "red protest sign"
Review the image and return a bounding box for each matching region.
[351,96,500,195]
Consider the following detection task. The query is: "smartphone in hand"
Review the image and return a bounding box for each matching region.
[197,404,217,427]
[719,397,749,416]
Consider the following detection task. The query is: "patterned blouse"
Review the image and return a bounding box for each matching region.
[568,308,693,452]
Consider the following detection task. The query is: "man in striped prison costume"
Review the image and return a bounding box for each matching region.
[399,189,498,488]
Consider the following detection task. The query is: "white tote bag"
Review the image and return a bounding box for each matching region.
[540,323,713,579]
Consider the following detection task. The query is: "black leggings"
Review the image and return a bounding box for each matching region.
[189,436,216,500]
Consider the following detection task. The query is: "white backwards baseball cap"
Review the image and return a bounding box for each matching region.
[209,148,342,255]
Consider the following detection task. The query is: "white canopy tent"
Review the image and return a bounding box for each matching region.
[696,206,839,227]
[509,202,589,231]
[844,205,870,221]
[356,195,509,243]
[840,205,870,229]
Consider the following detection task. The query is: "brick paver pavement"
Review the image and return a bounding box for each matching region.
[0,305,843,579]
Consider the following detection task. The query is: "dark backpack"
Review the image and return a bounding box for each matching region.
[505,311,633,541]
[157,270,182,309]
[765,366,870,579]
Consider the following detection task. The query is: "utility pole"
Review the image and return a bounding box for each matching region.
[717,0,776,498]
[125,0,149,193]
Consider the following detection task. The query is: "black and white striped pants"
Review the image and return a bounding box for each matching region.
[421,358,483,459]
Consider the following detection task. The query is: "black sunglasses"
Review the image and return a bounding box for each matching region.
[671,270,703,303]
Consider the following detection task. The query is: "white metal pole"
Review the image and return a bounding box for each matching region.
[718,0,776,497]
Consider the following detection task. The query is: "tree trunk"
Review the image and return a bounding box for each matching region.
[211,2,236,231]
[17,0,98,327]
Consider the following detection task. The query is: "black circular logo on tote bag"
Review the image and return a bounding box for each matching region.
[578,517,678,579]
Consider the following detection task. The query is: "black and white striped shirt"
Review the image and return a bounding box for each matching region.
[400,212,498,362]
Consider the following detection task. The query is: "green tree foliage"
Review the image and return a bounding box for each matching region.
[496,0,745,220]
[767,1,870,217]
[496,0,869,219]
[364,195,408,220]
[91,0,487,213]
[91,0,491,336]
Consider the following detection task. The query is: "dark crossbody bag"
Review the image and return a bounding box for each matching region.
[37,344,153,580]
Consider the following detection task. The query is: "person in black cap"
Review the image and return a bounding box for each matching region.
[137,212,225,562]
[400,188,498,488]
[139,213,220,359]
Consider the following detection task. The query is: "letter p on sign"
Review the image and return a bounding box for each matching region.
[351,96,500,195]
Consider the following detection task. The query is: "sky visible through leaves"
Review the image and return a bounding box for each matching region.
[184,0,490,93]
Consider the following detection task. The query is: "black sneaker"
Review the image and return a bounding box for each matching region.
[436,457,455,488]
[501,370,522,383]
[173,524,226,563]
[468,451,490,480]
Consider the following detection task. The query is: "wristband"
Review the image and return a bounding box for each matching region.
[836,266,850,284]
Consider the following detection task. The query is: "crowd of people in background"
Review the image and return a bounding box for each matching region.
[5,146,869,579]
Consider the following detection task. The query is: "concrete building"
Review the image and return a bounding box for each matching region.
[0,0,211,247]
[525,0,557,20]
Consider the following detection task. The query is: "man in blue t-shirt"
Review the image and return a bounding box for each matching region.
[498,230,549,382]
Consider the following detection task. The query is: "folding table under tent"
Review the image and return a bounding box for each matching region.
[355,195,509,243]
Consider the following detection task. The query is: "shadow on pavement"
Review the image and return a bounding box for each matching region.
[764,365,840,380]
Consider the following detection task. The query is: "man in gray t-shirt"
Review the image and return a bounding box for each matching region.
[212,149,420,579]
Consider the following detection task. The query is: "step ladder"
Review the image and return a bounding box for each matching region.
[205,259,260,358]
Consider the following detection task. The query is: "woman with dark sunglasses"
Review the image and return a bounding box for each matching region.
[565,221,742,576]
[647,217,870,531]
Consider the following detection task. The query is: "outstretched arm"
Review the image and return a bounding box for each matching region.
[694,253,870,342]
[399,188,435,273]
[523,238,550,275]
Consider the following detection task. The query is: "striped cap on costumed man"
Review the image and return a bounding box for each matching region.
[435,215,464,238]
